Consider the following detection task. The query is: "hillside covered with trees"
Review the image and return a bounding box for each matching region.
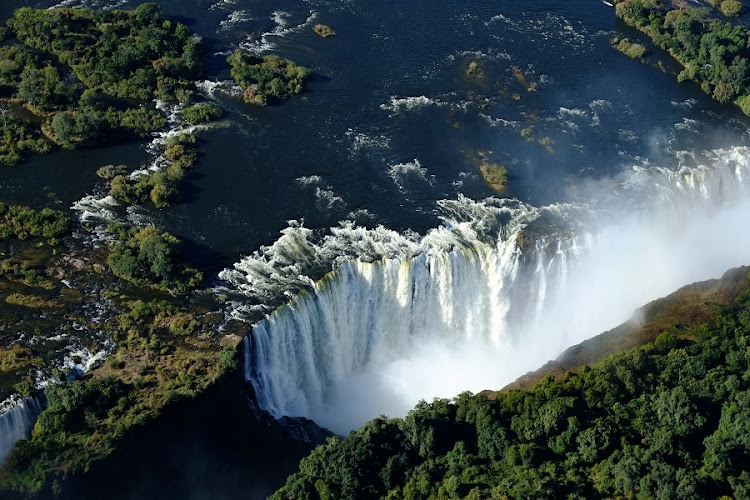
[273,268,750,499]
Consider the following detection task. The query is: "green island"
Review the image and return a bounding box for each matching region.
[227,50,310,106]
[313,24,337,38]
[610,35,649,60]
[272,267,750,499]
[0,3,207,166]
[613,0,750,115]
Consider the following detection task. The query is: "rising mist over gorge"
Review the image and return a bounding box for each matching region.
[227,147,750,434]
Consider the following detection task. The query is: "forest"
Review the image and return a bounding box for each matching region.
[613,0,750,114]
[273,272,750,499]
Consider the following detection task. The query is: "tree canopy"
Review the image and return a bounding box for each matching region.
[613,0,750,114]
[273,273,750,499]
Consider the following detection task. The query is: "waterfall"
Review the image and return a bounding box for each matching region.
[223,146,750,434]
[0,395,46,465]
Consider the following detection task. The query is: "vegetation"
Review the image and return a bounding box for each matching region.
[0,4,207,165]
[9,4,203,102]
[709,0,745,17]
[5,292,57,309]
[313,24,337,38]
[108,133,197,208]
[0,285,241,497]
[227,50,310,105]
[0,349,223,496]
[0,114,51,167]
[478,162,508,187]
[96,164,128,180]
[0,203,71,241]
[464,61,484,82]
[611,36,649,59]
[0,346,41,373]
[0,262,55,290]
[273,271,750,499]
[106,224,202,292]
[613,0,750,114]
[179,103,222,124]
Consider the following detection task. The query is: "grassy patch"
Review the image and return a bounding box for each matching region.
[5,292,57,308]
[612,36,649,59]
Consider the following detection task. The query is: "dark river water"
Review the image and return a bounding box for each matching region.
[1,0,748,275]
[2,0,750,497]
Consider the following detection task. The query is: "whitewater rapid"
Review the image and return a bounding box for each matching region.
[222,146,750,434]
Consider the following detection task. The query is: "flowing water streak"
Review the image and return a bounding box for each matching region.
[0,394,46,465]
[72,101,224,226]
[225,146,750,434]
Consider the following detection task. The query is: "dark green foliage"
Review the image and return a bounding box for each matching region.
[220,346,239,373]
[273,280,750,500]
[0,203,71,241]
[180,103,222,124]
[0,5,207,165]
[17,64,78,111]
[106,225,202,292]
[227,50,309,105]
[50,110,104,149]
[37,377,129,436]
[9,5,204,102]
[612,0,750,115]
[0,115,51,166]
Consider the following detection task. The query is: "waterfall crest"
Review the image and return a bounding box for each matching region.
[0,395,45,465]
[224,147,750,433]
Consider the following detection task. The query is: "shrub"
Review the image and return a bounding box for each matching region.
[614,38,649,59]
[180,103,222,124]
[719,0,743,17]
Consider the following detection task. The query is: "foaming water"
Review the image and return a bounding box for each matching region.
[223,147,750,434]
[0,395,46,465]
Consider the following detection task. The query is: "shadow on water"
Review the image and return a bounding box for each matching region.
[41,377,325,500]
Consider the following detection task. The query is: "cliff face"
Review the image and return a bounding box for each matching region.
[500,266,750,392]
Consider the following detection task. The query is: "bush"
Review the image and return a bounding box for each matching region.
[220,346,239,373]
[613,38,648,59]
[0,203,71,240]
[719,0,743,17]
[108,134,197,208]
[736,94,750,116]
[96,164,129,180]
[180,103,222,124]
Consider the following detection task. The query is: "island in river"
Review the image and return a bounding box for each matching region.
[1,1,750,499]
